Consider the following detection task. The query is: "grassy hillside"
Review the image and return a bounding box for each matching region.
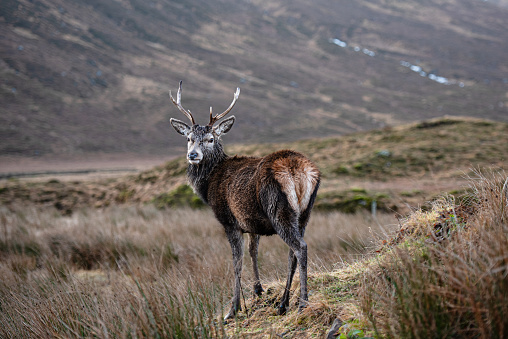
[1,117,507,215]
[1,0,507,156]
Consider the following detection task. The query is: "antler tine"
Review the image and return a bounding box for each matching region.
[208,87,240,126]
[169,81,196,125]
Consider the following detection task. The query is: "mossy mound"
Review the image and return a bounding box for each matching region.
[152,184,205,209]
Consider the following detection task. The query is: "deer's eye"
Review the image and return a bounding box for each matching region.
[208,138,214,144]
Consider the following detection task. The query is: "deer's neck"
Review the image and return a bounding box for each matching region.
[186,145,228,204]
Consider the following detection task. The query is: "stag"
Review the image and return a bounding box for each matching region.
[169,81,320,320]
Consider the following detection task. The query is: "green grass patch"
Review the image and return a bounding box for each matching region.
[152,184,205,209]
[316,189,390,213]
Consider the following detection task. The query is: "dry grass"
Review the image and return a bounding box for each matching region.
[0,204,395,338]
[0,206,232,338]
[359,170,508,338]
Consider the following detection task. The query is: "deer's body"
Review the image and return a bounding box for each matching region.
[169,82,320,319]
[190,150,319,236]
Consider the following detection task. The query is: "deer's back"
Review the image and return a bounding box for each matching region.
[207,150,320,234]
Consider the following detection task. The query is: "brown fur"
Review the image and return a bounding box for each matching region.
[206,151,320,235]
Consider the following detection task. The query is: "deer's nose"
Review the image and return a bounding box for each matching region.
[188,152,199,160]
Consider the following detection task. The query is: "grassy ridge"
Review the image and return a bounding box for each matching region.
[358,171,508,338]
[222,170,508,337]
[1,117,508,214]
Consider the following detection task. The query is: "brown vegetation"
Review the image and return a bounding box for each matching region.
[2,170,504,337]
[359,170,508,338]
[0,204,394,337]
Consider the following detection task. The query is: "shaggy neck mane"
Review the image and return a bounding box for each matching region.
[187,142,228,204]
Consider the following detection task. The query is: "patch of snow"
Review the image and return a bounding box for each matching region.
[376,150,391,157]
[400,60,457,86]
[428,73,450,84]
[329,38,347,48]
[410,65,422,73]
[362,48,375,57]
[326,40,465,87]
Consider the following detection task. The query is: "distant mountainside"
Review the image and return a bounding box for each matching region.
[1,0,507,157]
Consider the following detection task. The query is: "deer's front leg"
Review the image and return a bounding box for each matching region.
[224,228,244,321]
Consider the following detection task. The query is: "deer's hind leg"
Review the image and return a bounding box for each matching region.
[248,233,264,296]
[270,209,309,315]
[279,247,298,315]
[261,175,318,315]
[274,188,317,315]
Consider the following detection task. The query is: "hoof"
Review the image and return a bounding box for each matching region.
[224,305,240,322]
[254,283,264,297]
[298,300,308,313]
[278,303,287,316]
[223,311,235,323]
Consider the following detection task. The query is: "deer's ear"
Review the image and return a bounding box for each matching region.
[170,118,191,136]
[213,116,235,137]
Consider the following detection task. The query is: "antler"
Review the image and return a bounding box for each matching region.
[208,87,240,127]
[169,81,196,125]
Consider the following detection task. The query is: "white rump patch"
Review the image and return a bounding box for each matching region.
[275,163,319,215]
[297,167,320,213]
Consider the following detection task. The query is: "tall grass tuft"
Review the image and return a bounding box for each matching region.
[0,259,226,338]
[359,170,508,338]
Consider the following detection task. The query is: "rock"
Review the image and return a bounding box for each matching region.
[327,318,344,339]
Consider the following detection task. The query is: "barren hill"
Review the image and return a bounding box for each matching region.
[1,0,507,157]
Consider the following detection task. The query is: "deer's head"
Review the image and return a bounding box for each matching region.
[169,81,240,165]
